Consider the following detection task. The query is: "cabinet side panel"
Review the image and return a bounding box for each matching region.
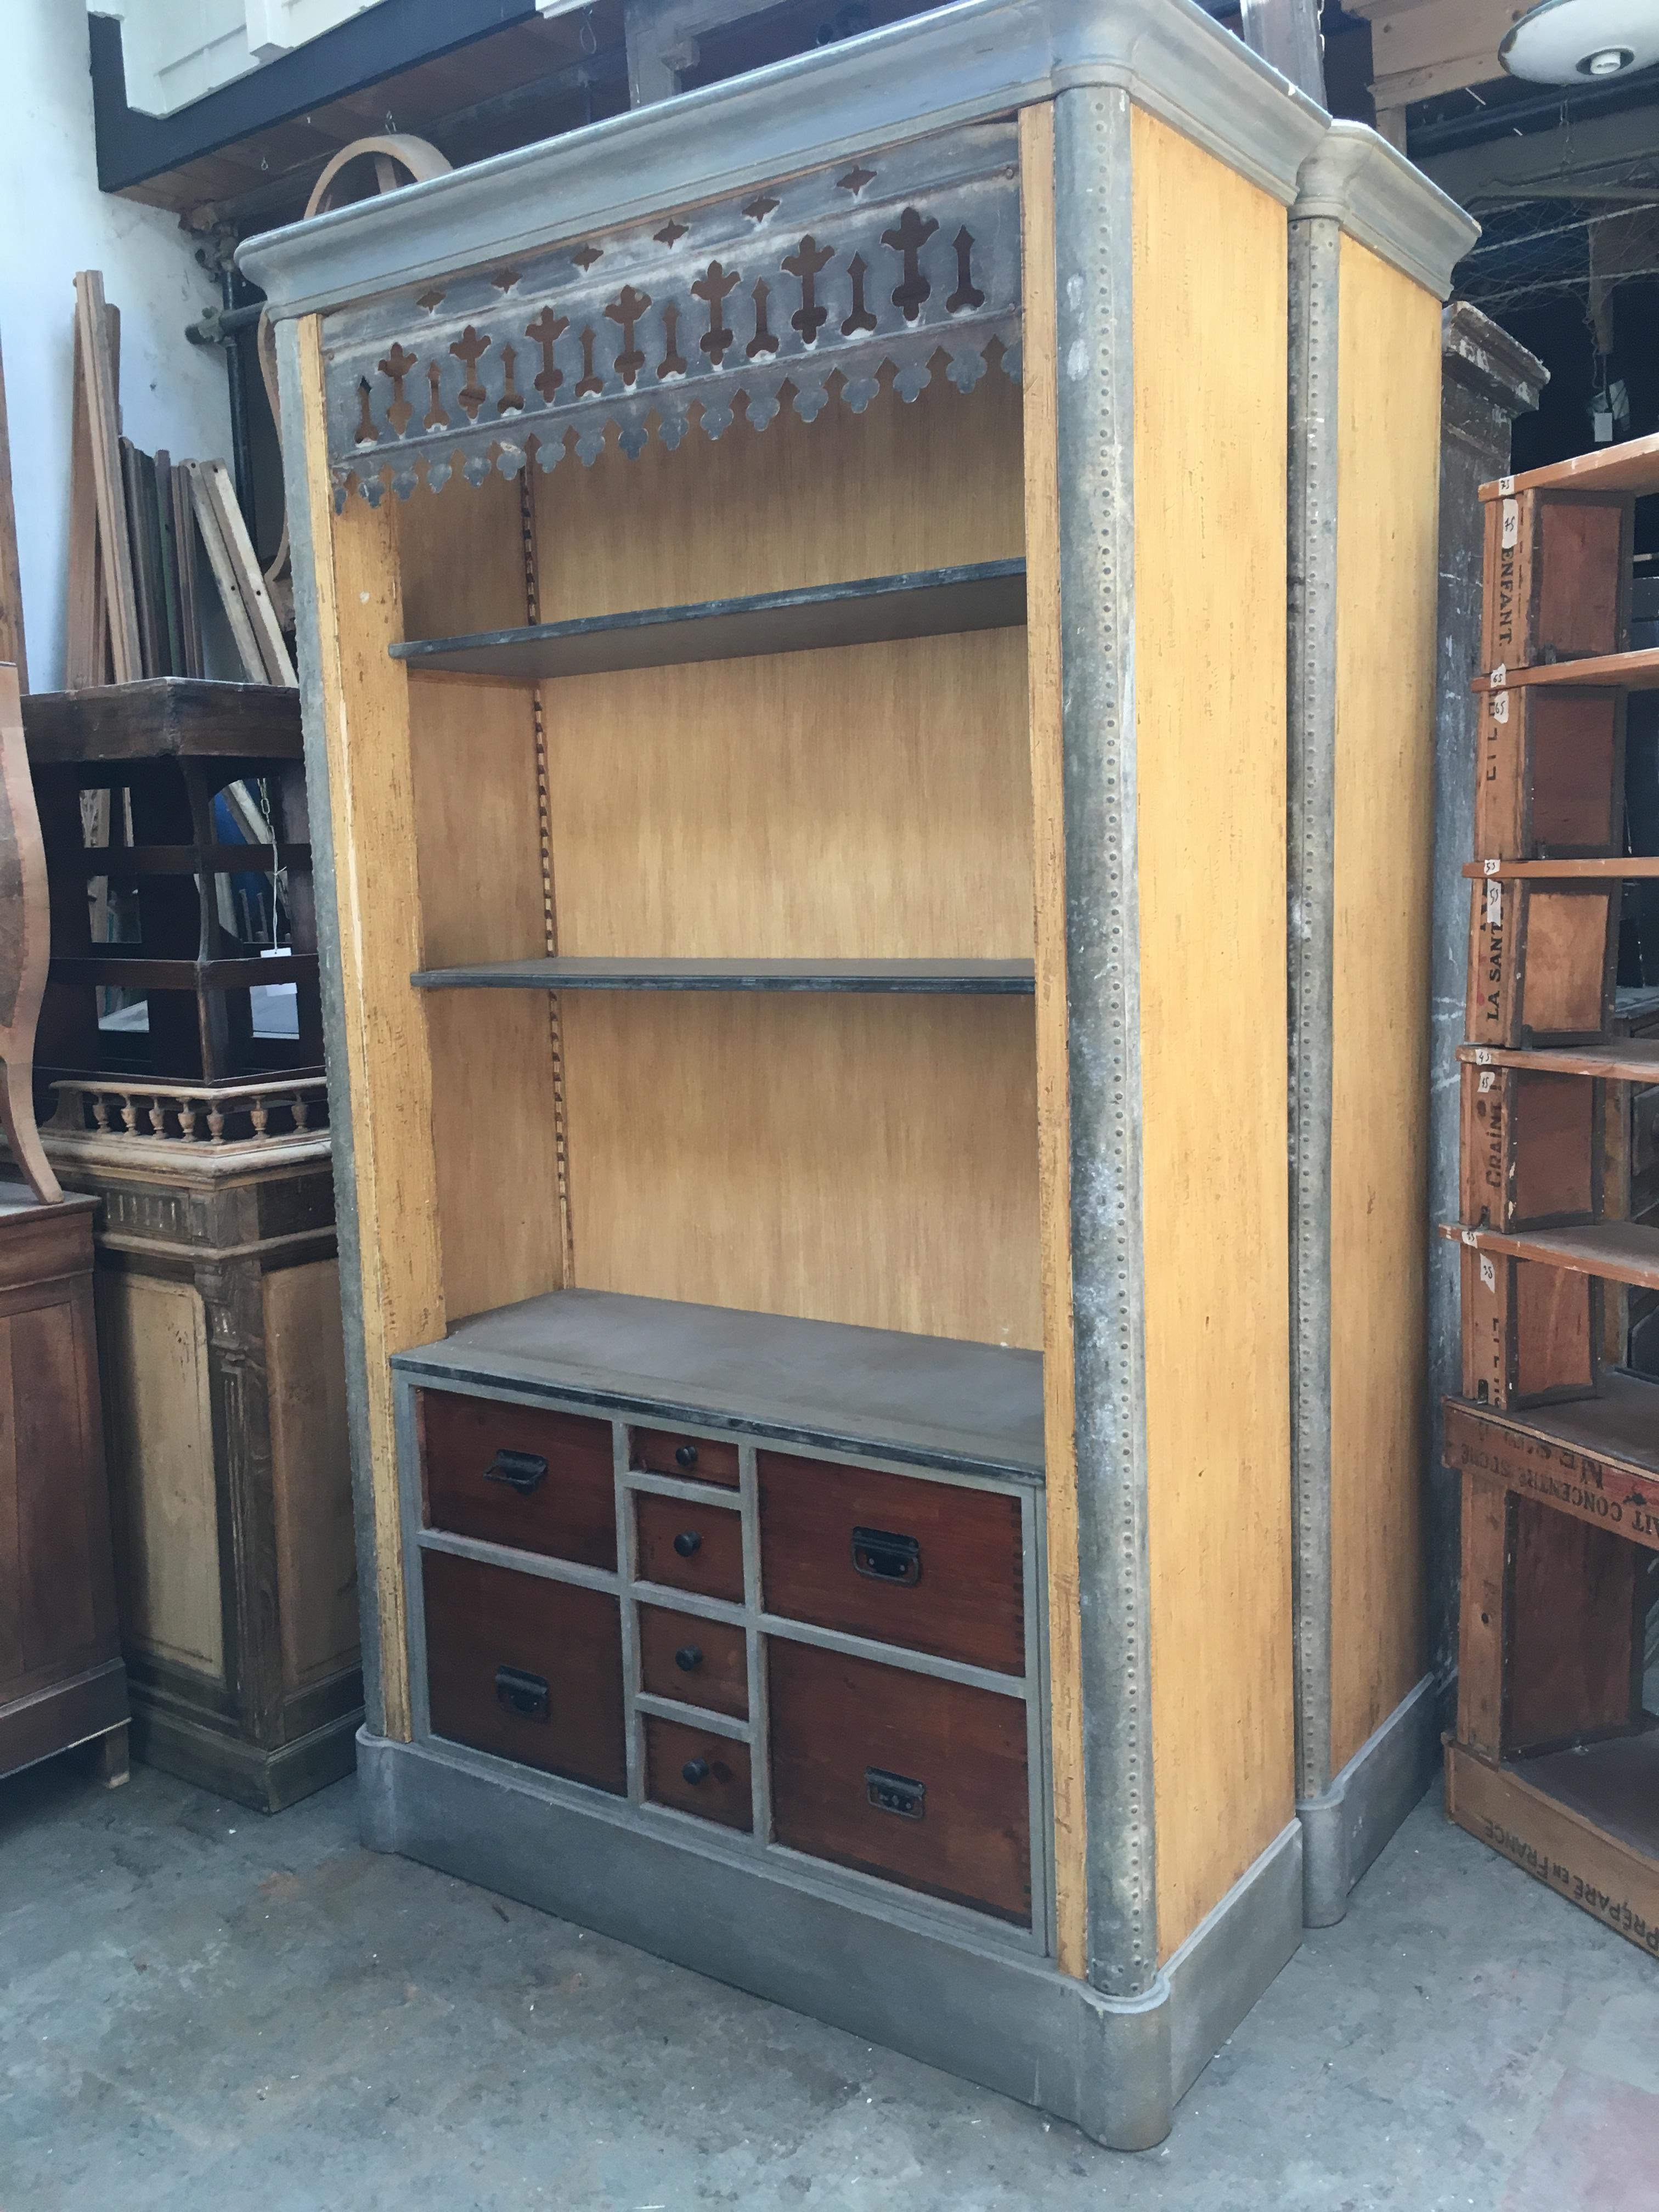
[561,992,1041,1348]
[1329,239,1441,1773]
[97,1272,223,1680]
[265,1259,359,1692]
[1132,110,1294,1959]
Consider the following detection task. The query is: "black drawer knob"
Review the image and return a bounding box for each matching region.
[851,1526,921,1586]
[495,1666,550,1723]
[485,1449,547,1496]
[674,1645,703,1673]
[681,1757,710,1786]
[673,1529,702,1558]
[675,1443,699,1469]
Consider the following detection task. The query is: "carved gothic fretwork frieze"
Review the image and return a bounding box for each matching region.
[320,122,1022,506]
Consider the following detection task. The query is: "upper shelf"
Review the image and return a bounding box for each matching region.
[391,560,1027,683]
[412,956,1035,995]
[1480,432,1659,502]
[1471,648,1659,694]
[1463,857,1659,880]
[1458,1040,1659,1082]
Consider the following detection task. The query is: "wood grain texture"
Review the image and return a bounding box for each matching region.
[532,362,1022,622]
[1507,1496,1642,1754]
[1328,237,1442,1775]
[420,1386,616,1569]
[544,631,1031,962]
[97,1271,222,1679]
[629,1427,740,1488]
[1018,98,1085,1980]
[768,1637,1031,1923]
[264,1260,358,1692]
[0,337,26,687]
[1132,110,1294,1960]
[297,313,444,1741]
[757,1448,1024,1674]
[561,990,1041,1348]
[1456,1470,1508,1759]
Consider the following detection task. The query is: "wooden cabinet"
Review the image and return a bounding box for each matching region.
[0,1187,128,1787]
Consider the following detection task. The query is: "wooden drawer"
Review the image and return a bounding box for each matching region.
[768,1640,1030,1924]
[644,1714,752,1830]
[421,1389,616,1569]
[1461,1065,1601,1233]
[1482,488,1629,673]
[1468,879,1616,1049]
[758,1451,1023,1674]
[1461,1246,1601,1410]
[635,1492,745,1602]
[637,1602,748,1718]
[630,1425,740,1488]
[422,1550,625,1792]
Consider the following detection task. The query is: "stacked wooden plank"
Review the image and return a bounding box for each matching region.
[66,271,293,690]
[1444,431,1659,1957]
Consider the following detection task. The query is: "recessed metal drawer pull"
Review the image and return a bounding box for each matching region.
[851,1526,921,1584]
[483,1448,548,1495]
[494,1666,550,1722]
[865,1766,926,1819]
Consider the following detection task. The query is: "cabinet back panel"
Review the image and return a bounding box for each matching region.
[546,630,1031,960]
[533,369,1023,622]
[562,991,1040,1347]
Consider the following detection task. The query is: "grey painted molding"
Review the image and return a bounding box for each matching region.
[1286,210,1340,1812]
[239,0,1325,321]
[1425,304,1546,1715]
[356,1729,1302,2150]
[1052,83,1158,2005]
[1293,121,1479,301]
[1297,1674,1439,1926]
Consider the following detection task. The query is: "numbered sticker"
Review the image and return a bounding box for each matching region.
[1462,1228,1478,1247]
[1487,879,1503,925]
[1480,1255,1497,1292]
[1490,663,1507,689]
[1479,1070,1496,1093]
[1491,689,1509,725]
[1473,1048,1493,1065]
[1497,474,1515,496]
[1484,857,1502,876]
[1501,496,1519,550]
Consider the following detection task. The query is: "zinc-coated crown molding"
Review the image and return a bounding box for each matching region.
[239,0,1327,321]
[1291,120,1479,302]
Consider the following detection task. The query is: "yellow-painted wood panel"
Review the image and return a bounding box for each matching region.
[1019,98,1086,1980]
[562,992,1041,1348]
[297,315,446,1740]
[533,366,1023,621]
[1329,238,1441,1774]
[97,1272,221,1678]
[265,1260,359,1691]
[545,632,1031,961]
[1132,110,1295,1961]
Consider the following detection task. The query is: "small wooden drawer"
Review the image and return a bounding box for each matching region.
[768,1640,1030,1924]
[1476,686,1624,862]
[758,1451,1023,1675]
[422,1550,625,1793]
[1482,488,1630,673]
[1461,1246,1601,1411]
[630,1426,740,1488]
[1467,879,1616,1049]
[635,1492,745,1602]
[638,1602,748,1718]
[421,1389,616,1569]
[645,1714,752,1830]
[1461,1065,1601,1232]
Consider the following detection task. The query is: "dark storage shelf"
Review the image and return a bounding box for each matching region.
[50,951,320,993]
[412,955,1035,994]
[21,678,302,763]
[393,1287,1045,1484]
[392,560,1027,681]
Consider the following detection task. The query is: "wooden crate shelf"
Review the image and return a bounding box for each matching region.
[1447,1218,1659,1292]
[1473,650,1659,695]
[1480,432,1659,501]
[1458,1040,1659,1081]
[391,560,1027,682]
[1463,856,1659,879]
[410,955,1036,994]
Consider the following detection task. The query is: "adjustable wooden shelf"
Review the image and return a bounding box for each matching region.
[1448,431,1659,1951]
[243,0,1471,2148]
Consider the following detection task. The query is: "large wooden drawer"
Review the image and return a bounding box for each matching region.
[768,1640,1030,1924]
[422,1551,625,1792]
[758,1451,1023,1674]
[420,1389,616,1568]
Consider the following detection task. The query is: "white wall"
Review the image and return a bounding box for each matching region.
[0,2,231,691]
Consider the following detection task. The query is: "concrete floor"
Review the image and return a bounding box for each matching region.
[2,1754,1656,2211]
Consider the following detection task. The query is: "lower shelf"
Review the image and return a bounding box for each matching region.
[1446,1218,1659,1293]
[1443,1378,1659,1548]
[1446,1740,1659,1957]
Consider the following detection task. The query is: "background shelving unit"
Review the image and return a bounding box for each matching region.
[1446,435,1659,1946]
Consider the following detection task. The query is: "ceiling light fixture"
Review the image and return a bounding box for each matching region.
[1500,0,1659,85]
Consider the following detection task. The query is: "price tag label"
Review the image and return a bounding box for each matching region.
[1501,496,1519,550]
[1487,879,1503,925]
[1480,1255,1497,1292]
[1484,858,1502,875]
[1472,1048,1493,1065]
[1479,1070,1496,1093]
[1497,474,1515,496]
[1492,689,1509,723]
